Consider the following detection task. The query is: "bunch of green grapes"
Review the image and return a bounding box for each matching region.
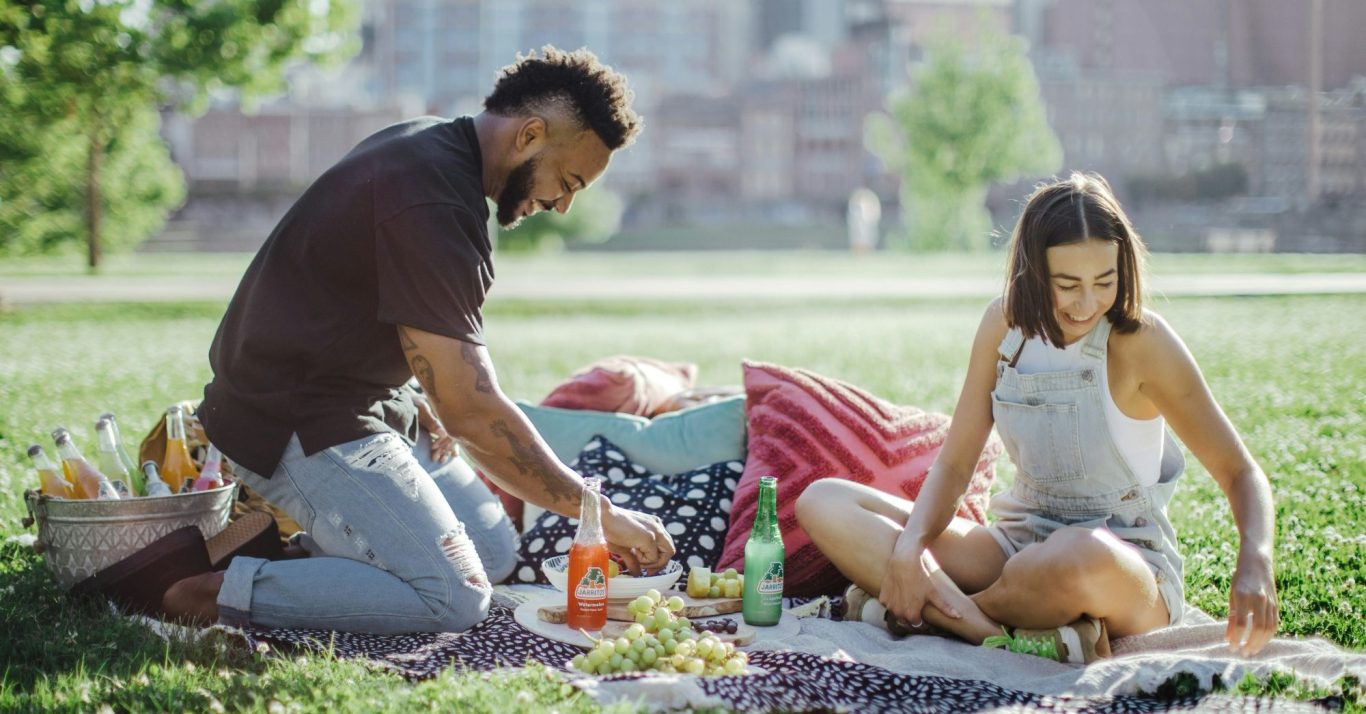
[569,589,750,676]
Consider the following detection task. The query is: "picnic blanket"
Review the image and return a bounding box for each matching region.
[203,586,1358,712]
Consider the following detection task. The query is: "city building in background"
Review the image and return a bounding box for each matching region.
[155,0,1366,253]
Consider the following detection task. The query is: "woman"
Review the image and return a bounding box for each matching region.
[797,173,1278,663]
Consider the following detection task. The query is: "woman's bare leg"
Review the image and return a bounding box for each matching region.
[971,526,1170,638]
[795,478,1007,642]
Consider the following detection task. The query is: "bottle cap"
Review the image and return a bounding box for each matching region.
[27,444,42,457]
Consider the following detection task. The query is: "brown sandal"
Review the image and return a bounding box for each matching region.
[207,512,282,570]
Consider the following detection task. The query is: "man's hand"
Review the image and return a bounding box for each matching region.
[413,391,458,463]
[601,504,675,575]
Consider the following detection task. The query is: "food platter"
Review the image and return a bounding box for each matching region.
[540,555,683,600]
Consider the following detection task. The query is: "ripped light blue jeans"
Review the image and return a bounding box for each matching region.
[217,431,518,634]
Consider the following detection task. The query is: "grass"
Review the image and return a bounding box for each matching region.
[1,286,1364,711]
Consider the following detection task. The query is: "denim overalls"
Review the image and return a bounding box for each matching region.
[986,317,1186,625]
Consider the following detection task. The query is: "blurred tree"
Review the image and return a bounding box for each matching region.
[0,0,359,269]
[866,25,1062,251]
[498,185,624,253]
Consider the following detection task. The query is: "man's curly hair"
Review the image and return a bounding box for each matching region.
[484,46,642,150]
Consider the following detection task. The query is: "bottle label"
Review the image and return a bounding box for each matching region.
[757,561,785,595]
[574,566,607,600]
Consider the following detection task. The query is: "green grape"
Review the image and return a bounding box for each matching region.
[586,649,607,668]
[613,637,630,654]
[666,595,685,612]
[723,567,738,579]
[632,595,653,613]
[664,639,678,655]
[695,638,713,659]
[571,654,587,671]
[677,616,691,630]
[635,611,650,625]
[652,608,672,630]
[658,627,675,642]
[724,658,746,675]
[625,624,646,640]
[670,653,687,669]
[686,658,706,675]
[620,659,636,673]
[674,640,695,658]
[678,628,696,641]
[645,588,662,604]
[626,649,641,664]
[630,638,648,654]
[710,573,720,586]
[641,648,658,666]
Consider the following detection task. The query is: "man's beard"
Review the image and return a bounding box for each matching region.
[496,155,540,229]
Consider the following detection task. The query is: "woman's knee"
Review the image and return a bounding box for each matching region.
[1027,527,1130,595]
[795,478,850,527]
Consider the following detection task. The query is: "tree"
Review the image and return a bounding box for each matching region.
[866,26,1062,251]
[498,185,625,252]
[0,0,359,270]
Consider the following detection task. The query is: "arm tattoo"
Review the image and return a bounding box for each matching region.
[490,419,578,505]
[398,325,418,352]
[460,341,495,394]
[410,353,440,405]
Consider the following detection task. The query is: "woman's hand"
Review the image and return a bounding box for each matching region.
[413,392,458,463]
[878,547,961,627]
[1227,550,1278,656]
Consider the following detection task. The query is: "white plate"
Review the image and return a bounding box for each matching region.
[512,593,800,651]
[541,555,683,600]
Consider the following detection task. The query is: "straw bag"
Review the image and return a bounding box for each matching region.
[137,400,300,545]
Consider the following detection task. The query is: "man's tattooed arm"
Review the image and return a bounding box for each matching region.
[490,419,580,506]
[460,341,494,394]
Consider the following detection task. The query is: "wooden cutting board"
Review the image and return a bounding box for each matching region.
[600,618,756,646]
[537,592,742,624]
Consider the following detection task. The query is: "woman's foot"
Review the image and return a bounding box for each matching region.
[982,616,1111,664]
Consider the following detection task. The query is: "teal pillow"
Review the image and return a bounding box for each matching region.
[516,394,747,475]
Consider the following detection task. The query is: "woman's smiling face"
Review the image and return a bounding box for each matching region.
[1045,238,1120,344]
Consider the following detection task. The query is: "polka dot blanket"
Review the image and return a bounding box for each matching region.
[231,594,1334,713]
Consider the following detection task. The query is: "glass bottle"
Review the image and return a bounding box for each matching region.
[52,428,121,501]
[191,444,225,492]
[140,461,175,498]
[93,418,134,497]
[160,406,198,494]
[98,412,146,495]
[28,444,75,499]
[566,477,609,631]
[742,476,784,626]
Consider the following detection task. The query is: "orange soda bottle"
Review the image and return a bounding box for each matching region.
[160,406,198,493]
[52,428,121,500]
[27,444,75,498]
[566,477,609,631]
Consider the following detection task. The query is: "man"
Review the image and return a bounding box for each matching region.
[101,47,674,634]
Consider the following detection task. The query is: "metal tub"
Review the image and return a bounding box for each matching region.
[24,483,237,590]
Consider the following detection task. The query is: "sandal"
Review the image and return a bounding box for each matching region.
[982,616,1111,664]
[207,512,282,570]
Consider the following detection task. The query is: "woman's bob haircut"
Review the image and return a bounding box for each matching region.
[1003,172,1148,346]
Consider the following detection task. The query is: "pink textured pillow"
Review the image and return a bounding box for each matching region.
[541,356,697,417]
[718,361,1003,596]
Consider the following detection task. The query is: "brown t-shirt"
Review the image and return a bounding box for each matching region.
[200,117,492,477]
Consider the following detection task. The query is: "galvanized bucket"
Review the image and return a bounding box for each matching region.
[24,483,238,590]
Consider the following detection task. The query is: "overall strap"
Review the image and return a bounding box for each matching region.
[998,328,1026,367]
[1081,316,1114,361]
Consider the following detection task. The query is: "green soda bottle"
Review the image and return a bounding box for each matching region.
[97,412,145,496]
[742,476,784,626]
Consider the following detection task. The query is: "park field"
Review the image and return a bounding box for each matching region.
[0,264,1363,709]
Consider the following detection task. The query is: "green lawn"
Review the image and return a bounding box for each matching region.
[1,290,1364,711]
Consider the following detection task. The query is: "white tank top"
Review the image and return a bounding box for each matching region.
[1014,335,1164,486]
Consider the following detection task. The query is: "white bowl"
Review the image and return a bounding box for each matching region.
[541,555,682,600]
